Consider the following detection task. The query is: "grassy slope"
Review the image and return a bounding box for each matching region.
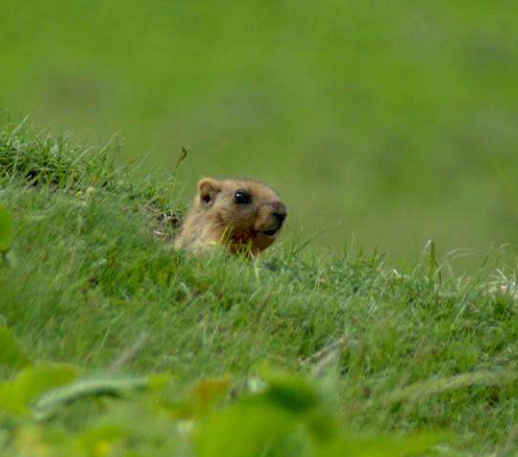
[2,0,518,261]
[2,123,518,456]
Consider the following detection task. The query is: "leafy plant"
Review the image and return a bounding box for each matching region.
[0,354,438,457]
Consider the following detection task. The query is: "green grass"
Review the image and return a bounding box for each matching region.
[2,122,518,456]
[2,0,518,262]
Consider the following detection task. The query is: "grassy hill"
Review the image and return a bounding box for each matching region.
[2,122,518,456]
[2,0,518,261]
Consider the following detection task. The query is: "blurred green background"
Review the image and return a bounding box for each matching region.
[2,0,518,265]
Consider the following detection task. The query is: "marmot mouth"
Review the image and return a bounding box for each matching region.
[260,227,281,237]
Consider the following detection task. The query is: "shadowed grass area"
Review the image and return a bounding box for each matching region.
[2,123,518,455]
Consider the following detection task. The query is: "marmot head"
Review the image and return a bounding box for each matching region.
[195,177,287,254]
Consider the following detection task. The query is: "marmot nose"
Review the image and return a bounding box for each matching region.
[273,212,286,223]
[271,202,287,223]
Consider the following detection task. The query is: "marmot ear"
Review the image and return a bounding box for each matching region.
[198,178,220,208]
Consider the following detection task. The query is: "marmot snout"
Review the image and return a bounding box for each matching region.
[175,177,287,255]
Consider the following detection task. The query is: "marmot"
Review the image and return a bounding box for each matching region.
[175,177,287,256]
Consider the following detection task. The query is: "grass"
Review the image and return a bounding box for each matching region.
[2,0,518,261]
[2,121,518,456]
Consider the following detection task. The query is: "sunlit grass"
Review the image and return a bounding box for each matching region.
[1,123,518,455]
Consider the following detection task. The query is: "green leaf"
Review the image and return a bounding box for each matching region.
[0,364,78,415]
[171,376,231,421]
[0,204,15,253]
[33,375,149,420]
[195,403,300,457]
[259,367,319,414]
[0,326,30,368]
[191,376,230,412]
[258,368,338,442]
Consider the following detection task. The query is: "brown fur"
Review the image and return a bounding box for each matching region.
[175,177,287,256]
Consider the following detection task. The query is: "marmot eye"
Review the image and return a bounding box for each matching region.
[234,191,250,204]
